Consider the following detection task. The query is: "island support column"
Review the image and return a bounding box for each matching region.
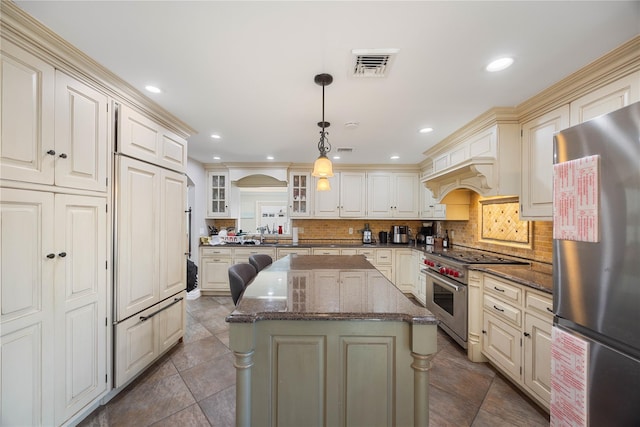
[229,322,256,427]
[411,324,438,427]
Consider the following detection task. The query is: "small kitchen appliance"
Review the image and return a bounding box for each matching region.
[390,225,408,244]
[378,231,388,244]
[362,223,372,244]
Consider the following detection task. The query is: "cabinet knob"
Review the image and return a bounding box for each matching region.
[46,149,56,156]
[59,153,68,159]
[524,332,531,337]
[46,253,55,259]
[58,252,67,258]
[482,330,487,334]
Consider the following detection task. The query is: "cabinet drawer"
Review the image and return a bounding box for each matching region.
[313,248,341,256]
[277,248,311,259]
[375,249,393,265]
[484,294,521,327]
[233,247,276,263]
[525,291,553,318]
[200,247,232,257]
[484,275,522,304]
[340,248,358,255]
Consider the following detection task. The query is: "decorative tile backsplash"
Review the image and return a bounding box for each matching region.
[479,197,531,247]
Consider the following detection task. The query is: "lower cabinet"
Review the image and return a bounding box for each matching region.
[480,272,552,410]
[1,189,108,426]
[277,247,311,259]
[394,249,415,293]
[114,293,185,387]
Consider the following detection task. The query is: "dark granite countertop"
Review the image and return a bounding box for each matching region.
[226,255,437,325]
[470,265,553,295]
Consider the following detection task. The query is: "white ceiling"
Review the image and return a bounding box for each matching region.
[15,1,640,166]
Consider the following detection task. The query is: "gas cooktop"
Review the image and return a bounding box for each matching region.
[430,248,528,265]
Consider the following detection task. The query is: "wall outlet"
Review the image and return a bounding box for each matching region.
[199,227,205,235]
[349,227,354,234]
[450,230,455,238]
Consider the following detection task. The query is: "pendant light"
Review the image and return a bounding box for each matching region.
[311,73,334,190]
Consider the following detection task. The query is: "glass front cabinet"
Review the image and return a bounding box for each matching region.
[289,172,311,217]
[207,171,229,217]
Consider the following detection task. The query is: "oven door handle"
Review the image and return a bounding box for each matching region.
[423,269,463,292]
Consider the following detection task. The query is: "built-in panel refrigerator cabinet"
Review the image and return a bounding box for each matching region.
[113,104,188,388]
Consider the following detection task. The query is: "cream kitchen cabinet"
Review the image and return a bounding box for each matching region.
[375,248,394,282]
[313,174,340,217]
[339,171,367,217]
[394,248,415,293]
[569,71,640,126]
[114,292,185,387]
[206,171,230,218]
[289,172,311,217]
[115,156,186,320]
[520,105,571,220]
[118,104,187,173]
[1,42,109,192]
[199,247,233,295]
[312,248,342,256]
[521,72,640,220]
[233,247,276,264]
[277,247,311,259]
[1,39,54,186]
[481,272,552,410]
[1,189,108,426]
[367,172,419,218]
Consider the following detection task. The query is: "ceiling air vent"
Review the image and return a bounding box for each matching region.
[352,48,399,77]
[337,148,353,153]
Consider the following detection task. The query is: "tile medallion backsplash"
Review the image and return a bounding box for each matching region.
[478,197,532,249]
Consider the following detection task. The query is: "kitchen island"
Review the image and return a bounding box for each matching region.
[226,255,438,427]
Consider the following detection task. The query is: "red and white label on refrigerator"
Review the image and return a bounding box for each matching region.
[550,327,589,427]
[553,155,600,242]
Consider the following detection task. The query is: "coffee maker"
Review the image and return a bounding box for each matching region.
[362,223,372,244]
[417,222,434,245]
[390,225,408,244]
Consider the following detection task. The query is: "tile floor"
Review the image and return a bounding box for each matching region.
[79,296,550,426]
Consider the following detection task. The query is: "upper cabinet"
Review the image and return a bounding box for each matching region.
[206,171,230,218]
[520,71,640,220]
[118,104,187,173]
[314,173,341,217]
[520,105,570,220]
[422,112,521,201]
[570,71,640,126]
[1,41,109,192]
[289,172,311,217]
[1,40,55,185]
[367,172,419,218]
[339,171,367,217]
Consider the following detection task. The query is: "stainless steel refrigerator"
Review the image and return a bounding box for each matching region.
[552,102,640,426]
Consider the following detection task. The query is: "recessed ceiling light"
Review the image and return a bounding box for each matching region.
[145,85,162,94]
[344,122,359,129]
[486,57,514,72]
[213,156,221,160]
[419,127,434,134]
[266,156,274,160]
[390,155,400,160]
[332,155,341,160]
[210,134,221,139]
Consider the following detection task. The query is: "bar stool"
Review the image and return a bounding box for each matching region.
[228,263,257,305]
[248,254,273,272]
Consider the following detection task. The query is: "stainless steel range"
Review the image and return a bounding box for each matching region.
[420,248,528,349]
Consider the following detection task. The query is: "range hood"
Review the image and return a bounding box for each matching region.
[422,157,497,200]
[421,109,521,202]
